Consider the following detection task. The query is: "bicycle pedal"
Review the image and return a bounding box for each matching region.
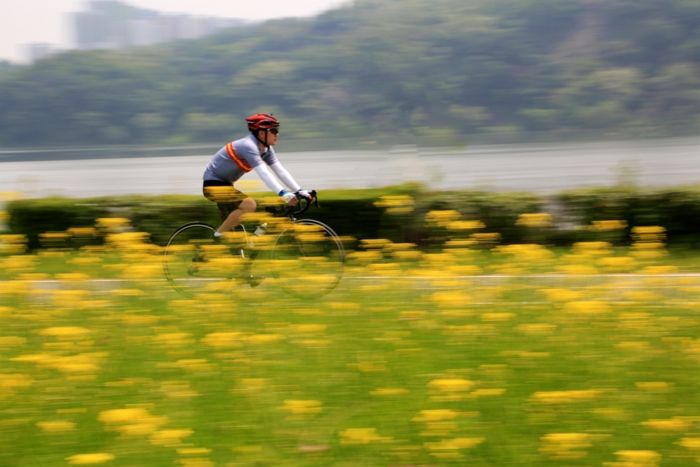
[246,274,262,288]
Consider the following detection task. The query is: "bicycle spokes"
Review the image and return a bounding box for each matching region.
[164,223,247,296]
[265,219,344,298]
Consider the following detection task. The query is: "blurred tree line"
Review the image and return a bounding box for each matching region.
[2,0,700,147]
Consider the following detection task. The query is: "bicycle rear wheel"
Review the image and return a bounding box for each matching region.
[163,222,246,296]
[267,219,345,298]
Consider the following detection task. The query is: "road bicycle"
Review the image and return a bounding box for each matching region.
[163,191,345,298]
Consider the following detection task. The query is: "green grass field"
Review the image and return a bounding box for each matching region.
[1,233,699,466]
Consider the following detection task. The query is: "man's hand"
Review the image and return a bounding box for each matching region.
[281,191,298,206]
[295,189,314,202]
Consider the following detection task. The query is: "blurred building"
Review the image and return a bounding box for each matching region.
[73,0,246,51]
[24,43,64,63]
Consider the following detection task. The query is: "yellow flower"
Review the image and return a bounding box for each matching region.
[245,333,285,344]
[56,272,92,281]
[39,327,91,338]
[52,289,90,306]
[282,400,322,415]
[430,291,471,307]
[447,220,486,231]
[160,380,199,400]
[428,378,475,399]
[393,249,423,261]
[0,373,32,395]
[424,437,484,452]
[573,241,611,252]
[66,453,115,464]
[347,250,384,264]
[37,420,76,433]
[117,423,161,437]
[641,418,690,431]
[678,438,700,451]
[2,254,35,271]
[516,212,552,228]
[96,217,130,231]
[516,323,556,335]
[289,324,327,334]
[613,450,661,465]
[153,332,194,347]
[447,264,482,275]
[359,238,393,250]
[50,354,103,374]
[470,232,501,245]
[633,242,666,250]
[632,225,665,236]
[634,382,671,392]
[563,301,610,315]
[590,219,627,231]
[470,388,506,398]
[540,432,592,459]
[592,407,628,421]
[67,227,98,237]
[530,389,603,404]
[0,234,28,254]
[99,407,151,425]
[425,210,462,227]
[174,359,214,372]
[616,341,652,351]
[623,290,660,302]
[640,265,678,274]
[150,428,193,446]
[481,312,515,322]
[599,256,637,272]
[0,336,27,347]
[177,448,212,456]
[374,195,414,214]
[201,331,242,348]
[339,427,391,445]
[121,263,161,278]
[370,387,409,396]
[412,409,460,423]
[496,244,553,261]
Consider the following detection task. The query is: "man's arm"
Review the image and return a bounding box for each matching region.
[269,162,302,192]
[253,164,298,203]
[254,164,286,194]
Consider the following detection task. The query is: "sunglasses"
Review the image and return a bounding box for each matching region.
[269,128,279,135]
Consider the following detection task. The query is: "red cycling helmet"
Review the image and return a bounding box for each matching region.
[246,113,280,132]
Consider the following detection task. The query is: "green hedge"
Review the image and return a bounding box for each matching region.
[554,186,700,247]
[5,186,416,250]
[5,184,700,250]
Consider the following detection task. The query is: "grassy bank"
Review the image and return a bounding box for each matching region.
[0,240,699,465]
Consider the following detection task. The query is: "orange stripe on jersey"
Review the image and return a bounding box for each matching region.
[226,142,252,172]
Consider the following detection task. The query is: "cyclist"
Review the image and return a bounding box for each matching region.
[202,113,313,237]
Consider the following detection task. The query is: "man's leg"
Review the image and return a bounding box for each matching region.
[216,198,256,234]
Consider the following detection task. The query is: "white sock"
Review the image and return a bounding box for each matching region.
[213,231,223,238]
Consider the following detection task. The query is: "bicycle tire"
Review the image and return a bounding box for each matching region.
[163,222,247,296]
[267,218,345,298]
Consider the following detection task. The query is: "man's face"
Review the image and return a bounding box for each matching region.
[260,128,279,145]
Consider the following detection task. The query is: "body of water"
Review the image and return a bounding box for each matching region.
[1,138,699,198]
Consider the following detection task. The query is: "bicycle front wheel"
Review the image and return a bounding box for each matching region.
[267,219,345,298]
[163,222,245,296]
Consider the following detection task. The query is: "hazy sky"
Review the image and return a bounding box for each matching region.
[2,0,349,63]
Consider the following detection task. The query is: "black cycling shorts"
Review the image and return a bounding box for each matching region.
[203,180,246,221]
